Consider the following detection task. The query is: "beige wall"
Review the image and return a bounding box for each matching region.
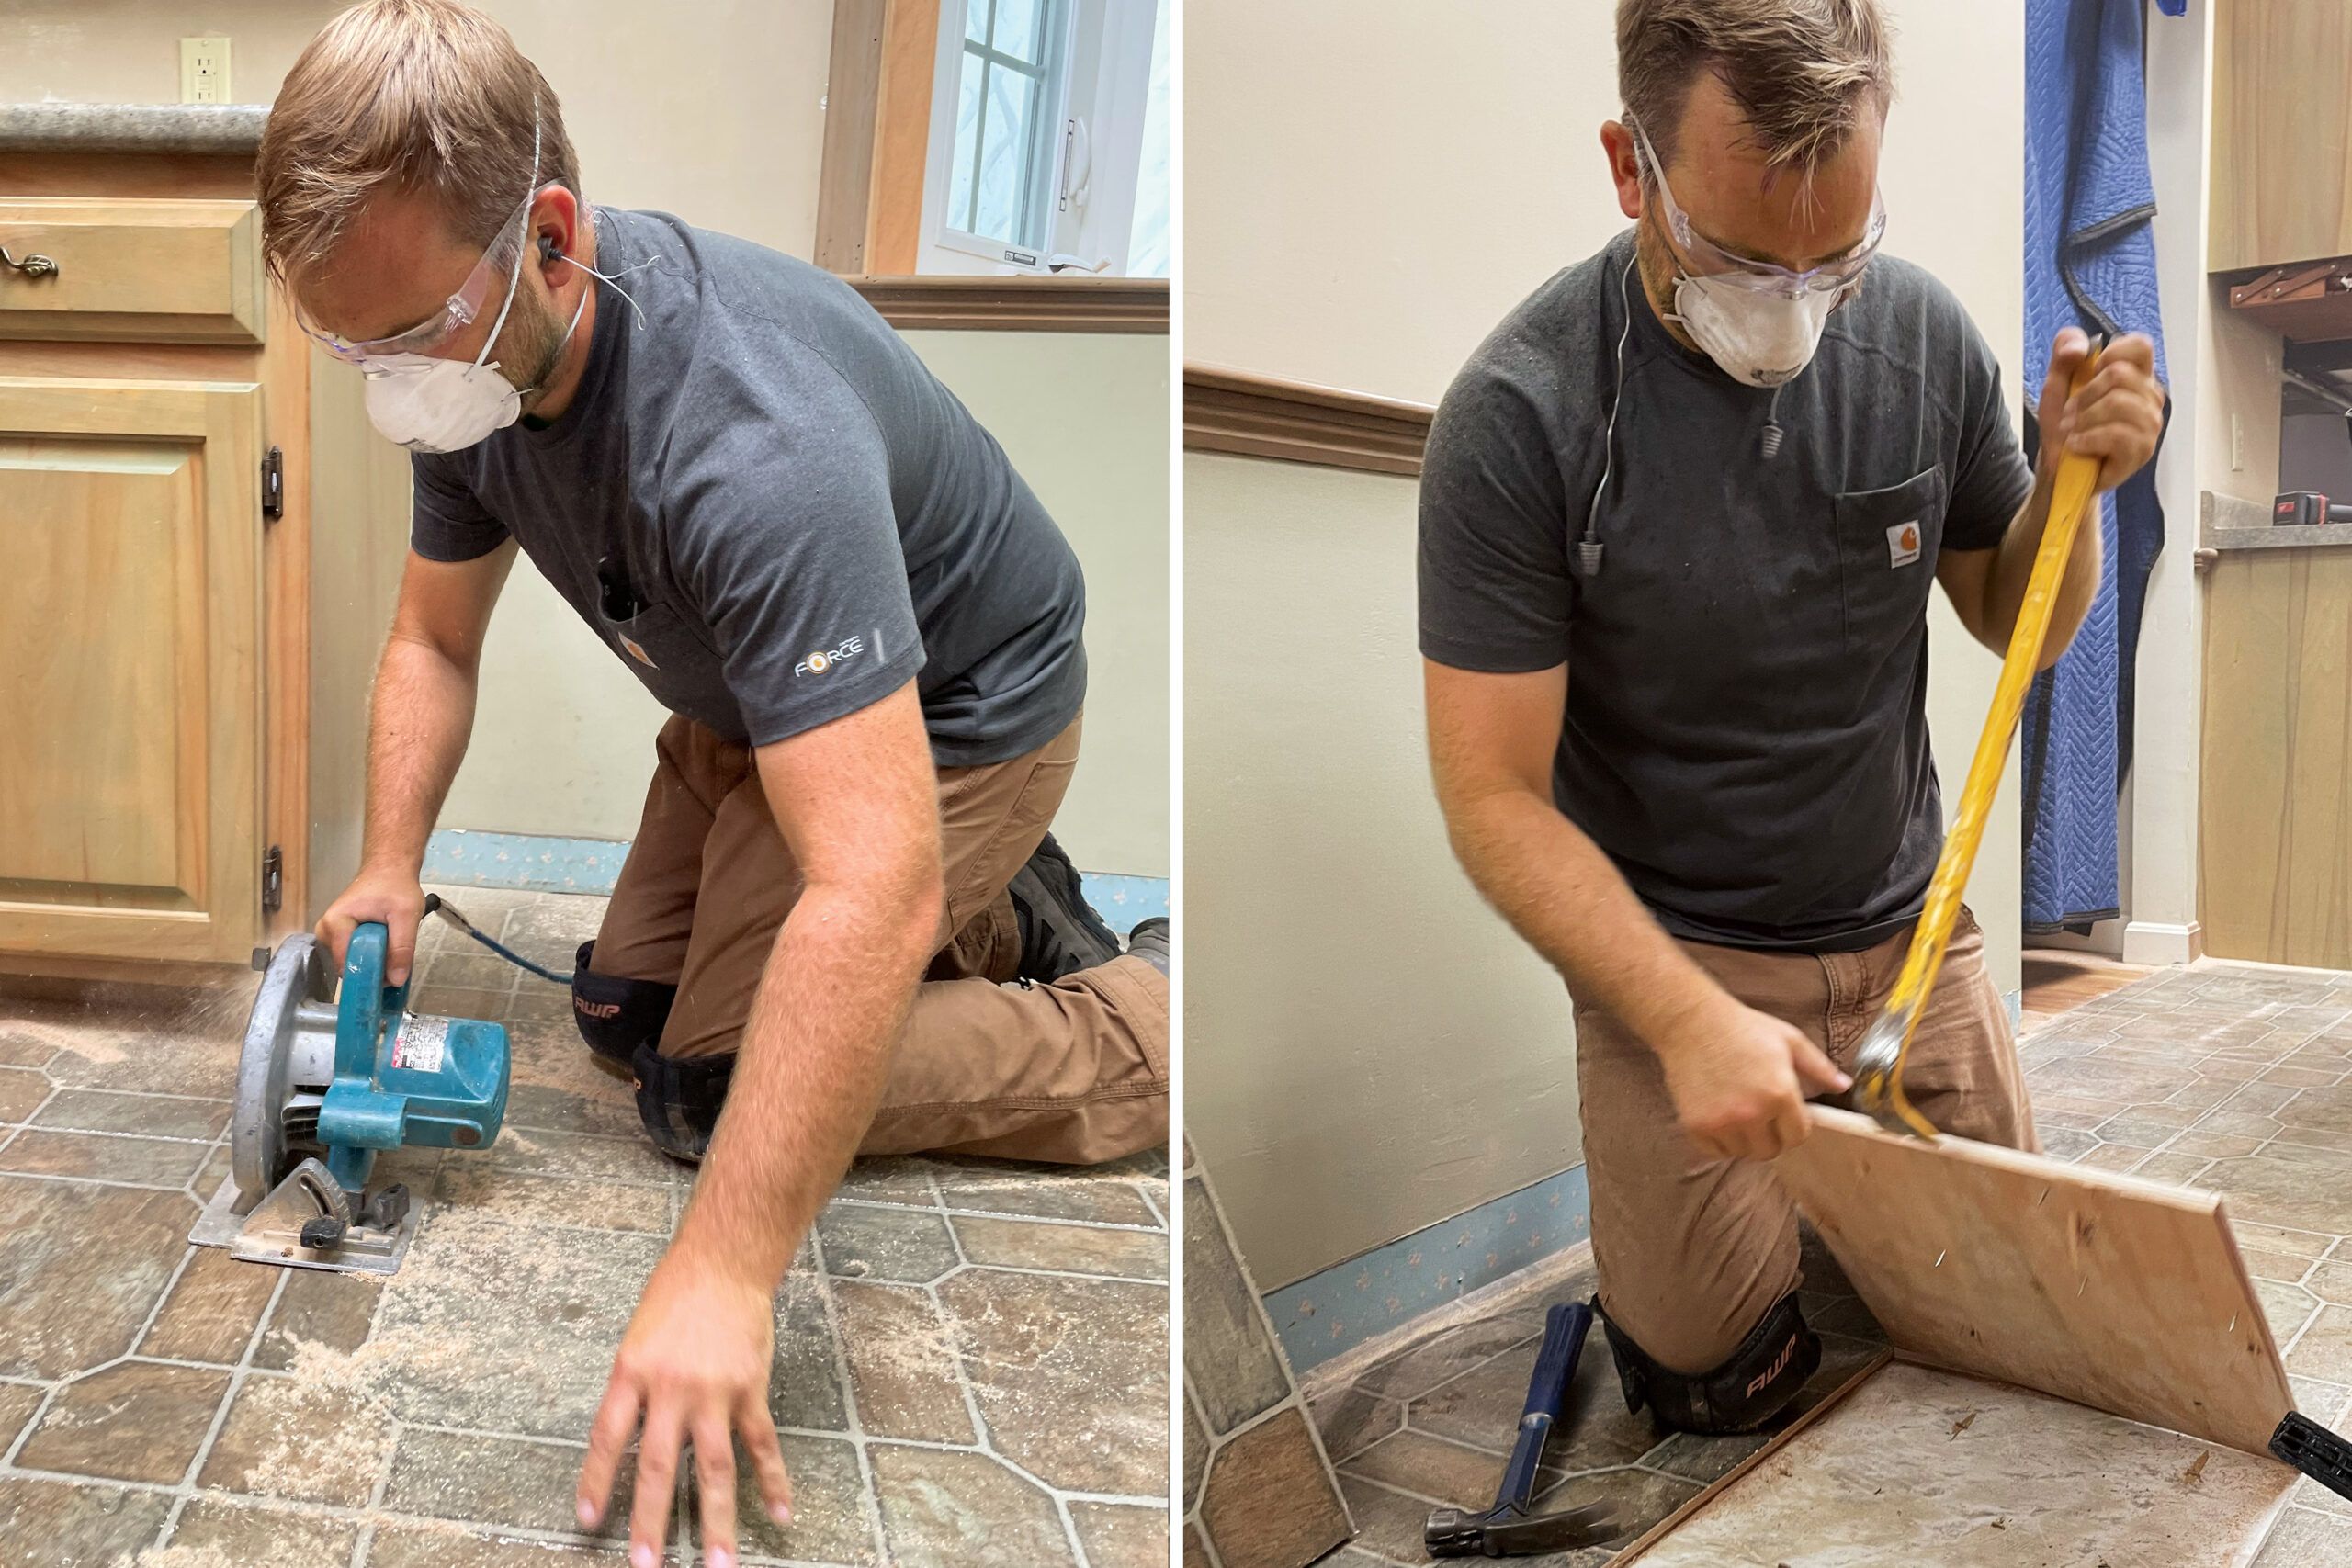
[6,0,1170,880]
[0,1,832,253]
[1184,455,1576,1288]
[1185,0,2028,1286]
[441,329,1173,877]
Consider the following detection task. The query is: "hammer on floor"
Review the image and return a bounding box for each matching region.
[1424,1301,1618,1558]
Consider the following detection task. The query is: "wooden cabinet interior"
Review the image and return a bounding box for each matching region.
[0,151,406,976]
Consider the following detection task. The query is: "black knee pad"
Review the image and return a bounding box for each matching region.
[570,942,678,1067]
[631,1043,735,1163]
[1599,1290,1820,1435]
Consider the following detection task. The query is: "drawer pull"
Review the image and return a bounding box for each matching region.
[0,244,59,279]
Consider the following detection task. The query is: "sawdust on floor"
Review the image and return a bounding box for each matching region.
[0,980,258,1066]
[131,1544,242,1568]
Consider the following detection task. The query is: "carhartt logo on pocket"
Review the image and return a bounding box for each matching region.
[794,634,865,678]
[1887,520,1921,568]
[618,635,658,669]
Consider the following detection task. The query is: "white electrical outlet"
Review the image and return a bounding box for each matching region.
[2232,412,2245,472]
[181,37,232,104]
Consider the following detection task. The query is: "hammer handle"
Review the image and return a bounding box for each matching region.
[1522,1301,1591,1422]
[1496,1302,1591,1512]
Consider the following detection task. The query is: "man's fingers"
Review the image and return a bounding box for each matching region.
[576,1378,643,1529]
[2105,330,2156,370]
[629,1406,684,1566]
[736,1394,795,1530]
[1790,1034,1850,1095]
[315,910,354,968]
[694,1417,739,1568]
[1771,1100,1810,1157]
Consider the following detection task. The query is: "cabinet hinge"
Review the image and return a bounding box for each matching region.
[261,846,283,914]
[261,446,284,522]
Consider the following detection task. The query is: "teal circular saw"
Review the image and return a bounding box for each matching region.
[191,919,513,1275]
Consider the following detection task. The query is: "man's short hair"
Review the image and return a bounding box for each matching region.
[1616,0,1894,173]
[256,0,583,286]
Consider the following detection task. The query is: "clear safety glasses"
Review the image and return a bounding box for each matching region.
[1631,119,1885,299]
[296,185,546,367]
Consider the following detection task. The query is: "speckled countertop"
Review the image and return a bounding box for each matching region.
[0,103,269,153]
[2203,489,2352,550]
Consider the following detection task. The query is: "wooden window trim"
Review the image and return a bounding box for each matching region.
[820,0,1168,333]
[848,274,1165,331]
[1183,363,1435,477]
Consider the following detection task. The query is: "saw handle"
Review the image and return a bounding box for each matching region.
[339,922,412,1055]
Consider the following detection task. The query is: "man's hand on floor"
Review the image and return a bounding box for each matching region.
[1655,997,1851,1163]
[577,1251,794,1568]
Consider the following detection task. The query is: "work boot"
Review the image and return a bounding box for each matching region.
[1125,917,1170,976]
[1009,833,1123,982]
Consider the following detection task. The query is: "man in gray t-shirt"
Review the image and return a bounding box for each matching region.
[259,14,1165,1559]
[1419,2,2161,1438]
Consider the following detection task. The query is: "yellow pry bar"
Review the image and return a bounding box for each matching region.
[1853,337,2109,1139]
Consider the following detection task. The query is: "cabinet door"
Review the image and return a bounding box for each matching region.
[2212,0,2352,271]
[0,378,265,962]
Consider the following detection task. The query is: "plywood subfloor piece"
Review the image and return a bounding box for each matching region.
[1776,1106,2291,1454]
[1619,1359,2297,1566]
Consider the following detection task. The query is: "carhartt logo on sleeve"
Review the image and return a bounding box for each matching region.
[1886,521,1921,568]
[794,634,865,678]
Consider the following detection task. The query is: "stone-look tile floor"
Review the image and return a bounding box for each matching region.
[1302,959,2352,1566]
[0,886,1170,1568]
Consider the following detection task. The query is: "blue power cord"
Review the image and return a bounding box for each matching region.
[422,893,575,987]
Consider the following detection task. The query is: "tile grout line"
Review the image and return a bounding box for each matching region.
[926,1207,1138,1566]
[147,1260,295,1551]
[0,1226,215,1481]
[805,1224,891,1568]
[831,1194,1168,1234]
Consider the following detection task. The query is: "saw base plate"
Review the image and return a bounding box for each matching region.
[190,1168,423,1277]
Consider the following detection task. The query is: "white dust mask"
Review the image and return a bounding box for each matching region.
[1666,272,1839,389]
[360,225,580,454]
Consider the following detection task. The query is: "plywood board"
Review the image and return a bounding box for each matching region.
[1619,1359,2297,1566]
[1775,1106,2292,1455]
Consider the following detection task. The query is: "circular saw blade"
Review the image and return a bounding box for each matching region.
[231,932,331,1201]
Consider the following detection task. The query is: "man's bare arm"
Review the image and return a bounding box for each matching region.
[671,678,945,1292]
[1425,660,1846,1162]
[1938,330,2164,667]
[578,679,944,1562]
[1933,464,2096,671]
[316,543,515,979]
[1425,660,1724,1046]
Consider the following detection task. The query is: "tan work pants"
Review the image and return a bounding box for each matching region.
[1571,907,2035,1373]
[594,713,1168,1164]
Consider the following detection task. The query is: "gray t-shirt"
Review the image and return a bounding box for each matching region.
[410,206,1086,764]
[1419,229,2034,952]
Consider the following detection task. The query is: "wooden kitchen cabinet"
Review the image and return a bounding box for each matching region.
[0,145,407,974]
[2211,1,2352,272]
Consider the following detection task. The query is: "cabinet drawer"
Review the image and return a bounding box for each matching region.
[0,197,266,344]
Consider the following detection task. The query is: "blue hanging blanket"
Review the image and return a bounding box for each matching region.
[2018,0,2173,933]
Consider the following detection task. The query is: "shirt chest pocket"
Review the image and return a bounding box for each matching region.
[599,602,722,718]
[1833,467,1947,657]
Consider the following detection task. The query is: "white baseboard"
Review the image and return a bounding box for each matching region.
[2122,920,2203,966]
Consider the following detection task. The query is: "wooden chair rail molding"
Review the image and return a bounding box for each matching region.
[1183,363,1436,477]
[846,275,1168,333]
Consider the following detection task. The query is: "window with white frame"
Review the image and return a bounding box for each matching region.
[922,0,1168,277]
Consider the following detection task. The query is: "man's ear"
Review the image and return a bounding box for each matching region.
[1602,121,1644,222]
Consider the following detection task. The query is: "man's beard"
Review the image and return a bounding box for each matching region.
[491,277,569,412]
[1636,205,1693,345]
